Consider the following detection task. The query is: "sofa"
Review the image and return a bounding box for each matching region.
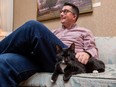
[19,37,116,87]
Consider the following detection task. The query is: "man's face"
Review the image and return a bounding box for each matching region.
[60,6,76,26]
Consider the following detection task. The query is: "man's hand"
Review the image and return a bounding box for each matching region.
[75,52,90,64]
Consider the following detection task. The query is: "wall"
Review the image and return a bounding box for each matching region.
[13,0,116,36]
[13,0,37,29]
[42,0,116,36]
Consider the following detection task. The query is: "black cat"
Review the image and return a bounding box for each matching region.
[51,43,105,83]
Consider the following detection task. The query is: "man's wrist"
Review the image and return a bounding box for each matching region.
[85,51,92,58]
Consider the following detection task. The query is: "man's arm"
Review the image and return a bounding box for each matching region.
[75,30,98,64]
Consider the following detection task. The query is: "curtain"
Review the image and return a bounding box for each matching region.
[0,0,13,32]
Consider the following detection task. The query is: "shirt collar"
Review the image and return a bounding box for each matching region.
[62,23,77,29]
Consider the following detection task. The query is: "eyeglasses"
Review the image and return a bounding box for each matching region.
[60,9,74,15]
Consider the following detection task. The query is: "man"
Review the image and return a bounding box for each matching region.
[0,2,98,87]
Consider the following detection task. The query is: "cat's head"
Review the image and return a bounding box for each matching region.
[55,43,76,64]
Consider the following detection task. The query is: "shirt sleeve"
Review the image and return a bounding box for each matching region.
[83,30,99,59]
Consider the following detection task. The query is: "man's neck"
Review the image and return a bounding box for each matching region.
[63,23,76,29]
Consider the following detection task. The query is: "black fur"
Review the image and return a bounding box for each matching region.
[51,43,105,83]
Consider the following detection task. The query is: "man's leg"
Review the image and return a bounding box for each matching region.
[0,53,38,87]
[0,20,67,86]
[0,20,67,71]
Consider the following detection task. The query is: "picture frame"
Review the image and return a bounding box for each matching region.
[37,0,93,21]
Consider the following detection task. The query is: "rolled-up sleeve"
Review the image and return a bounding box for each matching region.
[83,30,99,59]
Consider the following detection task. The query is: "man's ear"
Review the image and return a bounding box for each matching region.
[73,14,77,21]
[56,45,62,54]
[69,43,75,52]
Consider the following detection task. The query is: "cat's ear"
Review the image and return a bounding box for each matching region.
[56,45,62,53]
[69,43,75,52]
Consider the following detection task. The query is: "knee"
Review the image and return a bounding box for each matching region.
[23,20,48,34]
[0,54,10,67]
[0,53,21,73]
[0,54,18,86]
[25,20,42,27]
[0,55,8,72]
[26,20,38,24]
[0,53,18,66]
[0,55,7,64]
[23,20,46,32]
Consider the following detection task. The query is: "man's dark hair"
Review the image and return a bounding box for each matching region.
[63,2,80,21]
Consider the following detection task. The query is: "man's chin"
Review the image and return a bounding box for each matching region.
[61,20,65,24]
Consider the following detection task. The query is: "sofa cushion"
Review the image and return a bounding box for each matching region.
[95,37,116,64]
[20,64,116,87]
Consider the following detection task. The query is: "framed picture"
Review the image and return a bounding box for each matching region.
[37,0,93,21]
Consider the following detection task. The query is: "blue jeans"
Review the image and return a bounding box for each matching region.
[0,20,67,87]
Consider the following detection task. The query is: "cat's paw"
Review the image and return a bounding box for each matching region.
[63,76,70,82]
[51,76,57,83]
[93,70,98,73]
[63,78,70,82]
[51,73,59,83]
[51,79,55,83]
